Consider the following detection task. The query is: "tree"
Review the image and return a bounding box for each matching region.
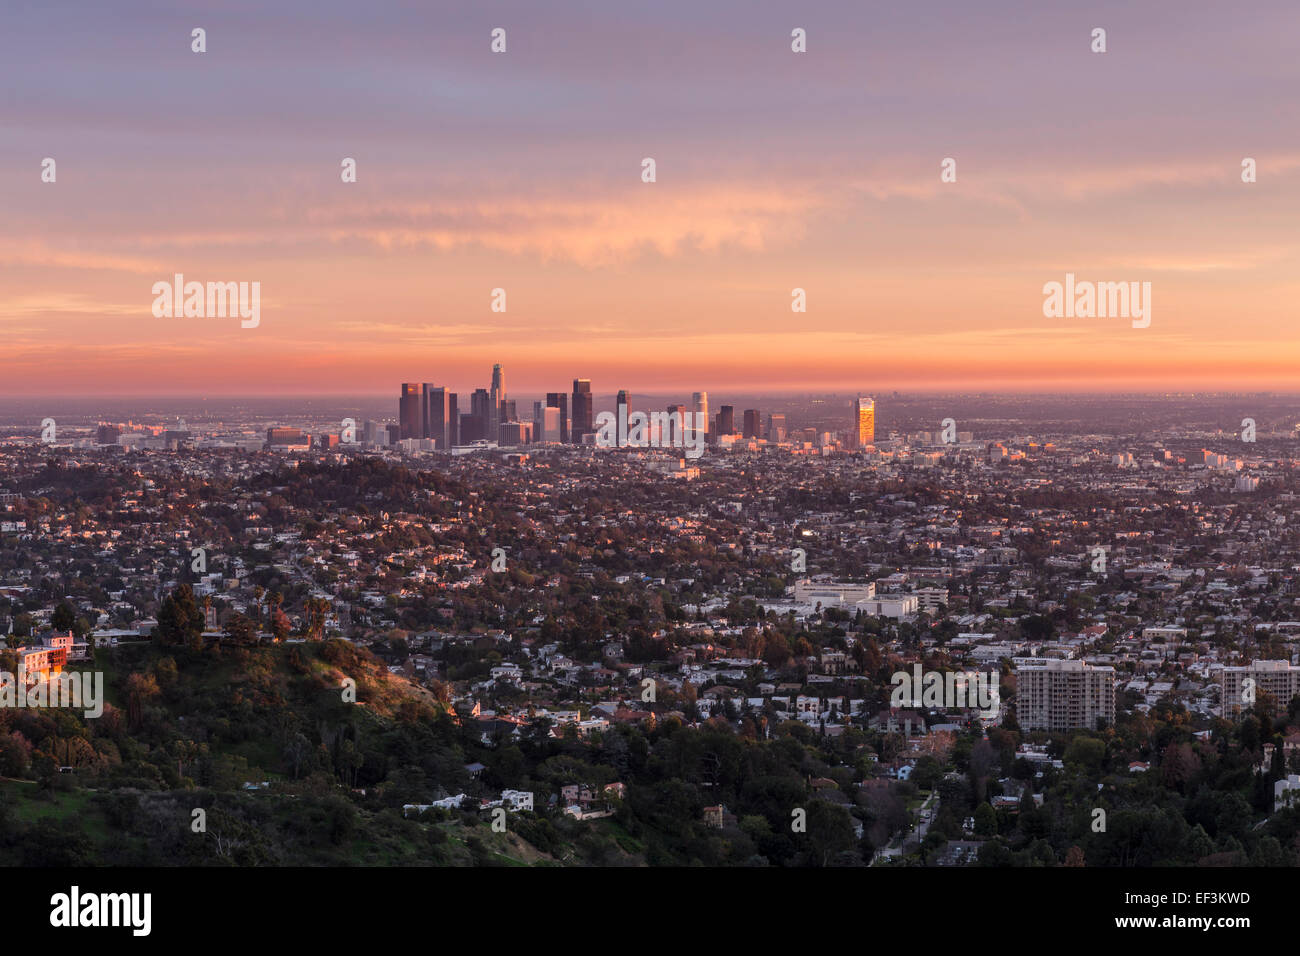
[222,613,258,647]
[51,601,76,632]
[155,584,203,647]
[125,672,160,728]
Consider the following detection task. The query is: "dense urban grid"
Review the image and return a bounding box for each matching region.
[2,380,1299,867]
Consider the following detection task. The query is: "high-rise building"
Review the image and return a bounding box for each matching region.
[855,396,875,447]
[425,386,450,448]
[537,405,562,442]
[743,409,761,439]
[95,424,121,445]
[1015,660,1115,731]
[490,364,506,438]
[616,390,631,444]
[499,421,530,445]
[399,383,424,440]
[716,405,735,436]
[462,388,491,442]
[546,392,569,444]
[767,413,786,442]
[572,379,593,444]
[447,393,459,446]
[693,392,709,437]
[1221,661,1300,719]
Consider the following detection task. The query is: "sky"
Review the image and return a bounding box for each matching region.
[2,0,1299,396]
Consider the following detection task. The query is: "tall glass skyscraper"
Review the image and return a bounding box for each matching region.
[571,379,593,443]
[546,392,569,443]
[856,396,875,447]
[692,391,709,437]
[399,383,423,440]
[490,364,506,438]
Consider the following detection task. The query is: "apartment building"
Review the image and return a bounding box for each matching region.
[1221,660,1300,719]
[1015,659,1116,732]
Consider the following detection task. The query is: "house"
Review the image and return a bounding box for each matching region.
[1275,775,1300,814]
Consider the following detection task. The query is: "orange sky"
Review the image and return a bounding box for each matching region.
[4,1,1300,394]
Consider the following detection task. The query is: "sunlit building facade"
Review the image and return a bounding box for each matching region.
[856,396,875,447]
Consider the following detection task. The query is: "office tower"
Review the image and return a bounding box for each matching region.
[386,424,401,444]
[767,413,786,442]
[503,399,517,424]
[426,386,450,448]
[716,405,735,436]
[1221,661,1300,719]
[499,421,532,445]
[461,388,491,442]
[447,393,459,446]
[539,406,561,442]
[743,409,761,439]
[855,395,875,447]
[490,363,506,437]
[693,391,709,437]
[616,390,631,445]
[363,420,389,446]
[547,393,569,443]
[399,383,424,440]
[1015,660,1116,731]
[95,424,121,445]
[572,379,593,444]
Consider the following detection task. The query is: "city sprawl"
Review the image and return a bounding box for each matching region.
[2,386,1300,867]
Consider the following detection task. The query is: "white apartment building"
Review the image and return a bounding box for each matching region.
[1015,659,1115,732]
[1221,660,1300,719]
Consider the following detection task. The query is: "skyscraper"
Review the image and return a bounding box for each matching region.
[572,379,593,444]
[546,392,569,444]
[464,388,491,442]
[743,409,761,439]
[489,364,506,438]
[693,391,709,437]
[716,405,735,435]
[767,413,786,442]
[856,396,875,447]
[447,392,459,446]
[616,389,631,444]
[399,383,423,440]
[425,386,450,448]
